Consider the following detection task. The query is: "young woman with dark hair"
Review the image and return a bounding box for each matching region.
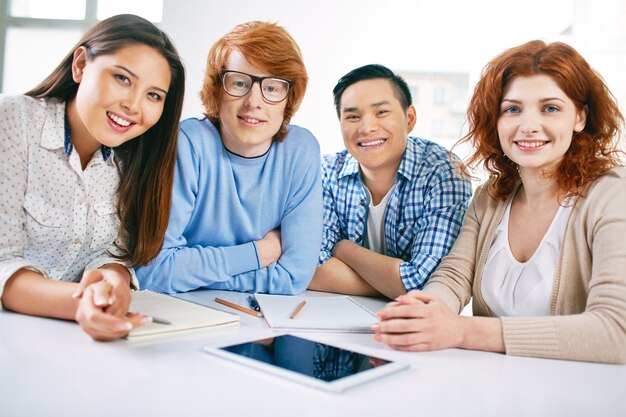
[0,14,185,340]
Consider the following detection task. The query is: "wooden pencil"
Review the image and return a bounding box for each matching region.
[290,300,307,319]
[214,297,263,318]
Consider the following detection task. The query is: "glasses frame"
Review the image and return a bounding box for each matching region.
[219,70,293,103]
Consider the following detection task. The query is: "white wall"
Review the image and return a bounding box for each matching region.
[161,0,626,155]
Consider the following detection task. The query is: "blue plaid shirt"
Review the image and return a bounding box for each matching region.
[319,136,472,291]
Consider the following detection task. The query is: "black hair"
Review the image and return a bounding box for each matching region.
[332,64,412,117]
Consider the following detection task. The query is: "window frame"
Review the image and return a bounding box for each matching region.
[0,0,99,92]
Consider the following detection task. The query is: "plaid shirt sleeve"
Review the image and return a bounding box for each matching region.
[318,155,342,265]
[399,160,472,291]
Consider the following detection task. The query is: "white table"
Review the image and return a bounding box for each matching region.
[2,289,625,417]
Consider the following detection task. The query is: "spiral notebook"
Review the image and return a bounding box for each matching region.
[254,294,378,333]
[128,290,239,338]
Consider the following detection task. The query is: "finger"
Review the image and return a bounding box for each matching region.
[89,280,114,307]
[376,301,417,317]
[72,269,104,299]
[377,330,430,349]
[383,300,401,309]
[83,309,150,341]
[125,313,149,329]
[377,317,426,334]
[76,290,132,340]
[103,287,132,317]
[398,291,439,305]
[377,303,429,320]
[389,342,433,352]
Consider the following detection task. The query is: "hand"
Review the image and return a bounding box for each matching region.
[256,229,282,267]
[75,281,147,341]
[73,266,132,317]
[372,291,465,352]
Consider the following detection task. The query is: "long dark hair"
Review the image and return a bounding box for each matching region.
[26,14,185,266]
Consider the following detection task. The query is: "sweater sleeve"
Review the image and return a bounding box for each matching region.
[207,133,323,294]
[318,154,343,266]
[423,186,484,313]
[500,173,626,364]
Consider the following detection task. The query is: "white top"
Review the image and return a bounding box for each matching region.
[365,185,394,255]
[481,196,573,317]
[0,95,136,308]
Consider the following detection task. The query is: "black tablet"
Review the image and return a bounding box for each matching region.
[203,334,409,393]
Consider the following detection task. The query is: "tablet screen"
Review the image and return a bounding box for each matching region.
[207,334,409,392]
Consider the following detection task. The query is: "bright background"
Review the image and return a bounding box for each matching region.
[2,0,625,156]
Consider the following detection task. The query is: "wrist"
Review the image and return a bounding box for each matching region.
[100,263,131,286]
[457,316,471,349]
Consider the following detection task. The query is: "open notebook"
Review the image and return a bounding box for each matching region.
[254,294,378,333]
[128,290,239,338]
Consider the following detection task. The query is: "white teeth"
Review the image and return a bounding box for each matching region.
[241,116,260,124]
[360,139,386,147]
[516,141,547,148]
[107,112,131,127]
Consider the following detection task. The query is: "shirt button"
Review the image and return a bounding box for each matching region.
[359,200,366,206]
[399,228,405,235]
[74,238,81,244]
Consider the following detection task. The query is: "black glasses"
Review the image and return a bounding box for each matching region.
[220,70,292,103]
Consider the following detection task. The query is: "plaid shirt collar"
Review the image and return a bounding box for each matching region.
[336,137,422,182]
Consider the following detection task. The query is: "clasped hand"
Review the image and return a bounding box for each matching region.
[72,267,146,341]
[372,290,465,352]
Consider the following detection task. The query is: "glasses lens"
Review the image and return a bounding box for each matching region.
[261,78,290,102]
[222,72,252,97]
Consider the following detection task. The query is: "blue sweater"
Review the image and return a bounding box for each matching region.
[136,117,323,294]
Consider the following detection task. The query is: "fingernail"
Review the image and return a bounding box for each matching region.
[71,292,80,299]
[139,316,152,326]
[371,324,380,332]
[373,334,382,342]
[108,296,116,305]
[124,322,133,331]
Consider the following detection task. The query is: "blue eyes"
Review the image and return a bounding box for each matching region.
[503,107,520,114]
[501,105,560,114]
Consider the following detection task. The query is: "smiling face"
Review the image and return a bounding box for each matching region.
[218,50,287,157]
[497,74,587,177]
[339,78,416,178]
[68,43,171,157]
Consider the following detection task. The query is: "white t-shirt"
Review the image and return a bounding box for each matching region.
[481,197,573,317]
[364,185,395,255]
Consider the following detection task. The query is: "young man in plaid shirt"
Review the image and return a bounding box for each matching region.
[309,64,472,299]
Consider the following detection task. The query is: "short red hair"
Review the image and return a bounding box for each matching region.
[200,21,308,141]
[457,40,624,200]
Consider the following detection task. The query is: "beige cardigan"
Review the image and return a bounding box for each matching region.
[425,167,626,364]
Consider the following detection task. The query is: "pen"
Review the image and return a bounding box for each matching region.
[126,312,171,325]
[215,297,263,318]
[290,300,306,319]
[247,295,261,312]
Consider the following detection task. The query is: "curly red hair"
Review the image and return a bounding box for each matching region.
[199,21,308,141]
[456,40,624,200]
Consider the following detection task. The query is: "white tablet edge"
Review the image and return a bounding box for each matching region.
[202,335,410,394]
